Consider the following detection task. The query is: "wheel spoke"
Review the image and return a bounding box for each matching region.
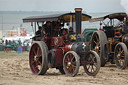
[119,47,122,53]
[117,51,120,55]
[67,55,70,61]
[71,56,75,62]
[96,42,100,46]
[91,65,94,73]
[93,40,97,45]
[71,64,76,68]
[35,62,39,69]
[38,61,42,66]
[65,65,68,69]
[38,50,42,57]
[67,68,70,73]
[37,47,40,56]
[85,61,91,65]
[120,50,124,54]
[93,63,97,68]
[87,64,91,70]
[36,60,39,66]
[118,59,121,63]
[71,67,75,73]
[33,48,37,56]
[72,67,75,72]
[68,66,72,73]
[38,56,42,59]
[92,65,95,71]
[64,61,68,66]
[120,60,123,66]
[69,53,73,57]
[117,48,120,53]
[35,64,38,68]
[71,67,75,74]
[95,35,99,41]
[71,61,76,65]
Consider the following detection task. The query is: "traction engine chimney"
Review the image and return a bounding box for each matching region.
[75,8,82,42]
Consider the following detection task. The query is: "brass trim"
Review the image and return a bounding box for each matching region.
[75,8,82,11]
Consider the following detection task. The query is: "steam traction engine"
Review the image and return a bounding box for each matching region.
[90,13,128,69]
[23,8,101,77]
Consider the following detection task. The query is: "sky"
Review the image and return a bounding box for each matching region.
[0,0,126,13]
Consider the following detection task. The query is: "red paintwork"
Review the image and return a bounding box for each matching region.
[41,36,50,48]
[52,48,64,67]
[98,29,103,31]
[50,36,65,47]
[41,35,75,68]
[63,43,73,52]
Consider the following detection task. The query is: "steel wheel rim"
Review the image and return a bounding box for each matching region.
[64,53,77,75]
[29,43,42,74]
[115,45,125,67]
[92,34,100,54]
[85,53,97,74]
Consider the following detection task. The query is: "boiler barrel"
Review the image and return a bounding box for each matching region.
[71,42,89,56]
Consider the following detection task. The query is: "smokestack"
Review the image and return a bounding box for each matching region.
[75,8,82,42]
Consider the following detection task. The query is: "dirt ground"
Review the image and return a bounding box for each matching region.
[0,52,128,85]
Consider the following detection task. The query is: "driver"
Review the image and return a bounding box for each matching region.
[43,21,52,36]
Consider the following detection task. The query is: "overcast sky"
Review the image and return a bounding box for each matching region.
[0,0,125,13]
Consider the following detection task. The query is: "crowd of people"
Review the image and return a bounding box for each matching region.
[33,21,78,45]
[5,39,22,46]
[34,21,75,41]
[35,21,67,37]
[0,39,30,52]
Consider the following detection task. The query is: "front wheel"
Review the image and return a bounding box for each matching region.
[83,50,101,76]
[114,42,128,69]
[63,51,80,77]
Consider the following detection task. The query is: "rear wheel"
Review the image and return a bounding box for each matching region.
[63,51,80,77]
[91,31,107,67]
[29,41,48,75]
[114,42,128,69]
[83,50,101,76]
